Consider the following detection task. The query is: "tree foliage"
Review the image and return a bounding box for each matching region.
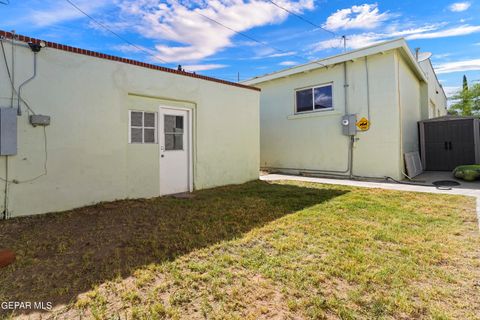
[449,75,480,116]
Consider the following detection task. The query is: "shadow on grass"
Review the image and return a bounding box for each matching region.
[0,180,348,316]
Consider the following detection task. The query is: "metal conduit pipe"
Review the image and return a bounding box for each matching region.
[17,51,38,116]
[264,61,354,177]
[261,135,354,176]
[364,56,371,123]
[1,33,15,219]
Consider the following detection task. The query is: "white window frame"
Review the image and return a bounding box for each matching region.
[128,110,158,144]
[294,83,334,114]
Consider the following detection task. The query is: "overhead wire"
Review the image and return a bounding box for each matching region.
[265,0,337,37]
[66,0,338,77]
[265,1,348,51]
[170,0,327,67]
[64,0,169,64]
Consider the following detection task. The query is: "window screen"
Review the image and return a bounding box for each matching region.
[295,84,333,113]
[129,111,157,144]
[164,115,184,151]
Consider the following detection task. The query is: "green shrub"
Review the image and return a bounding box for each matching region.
[453,165,480,181]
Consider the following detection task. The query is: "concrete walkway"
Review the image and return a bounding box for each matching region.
[261,174,480,228]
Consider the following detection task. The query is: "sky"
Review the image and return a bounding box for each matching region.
[1,0,479,100]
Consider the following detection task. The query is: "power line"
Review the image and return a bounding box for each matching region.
[63,0,168,64]
[174,1,297,59]
[171,0,326,67]
[266,0,337,37]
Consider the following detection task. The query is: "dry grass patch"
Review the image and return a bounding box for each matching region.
[0,180,479,319]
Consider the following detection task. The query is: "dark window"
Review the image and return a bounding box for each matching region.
[131,128,143,143]
[129,111,157,144]
[164,115,184,150]
[130,112,143,127]
[144,128,156,143]
[296,89,313,112]
[295,84,333,113]
[144,112,156,127]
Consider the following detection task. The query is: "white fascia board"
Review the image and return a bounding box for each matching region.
[243,38,427,85]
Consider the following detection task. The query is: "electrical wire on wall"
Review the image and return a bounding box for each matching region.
[0,36,49,219]
[0,39,36,114]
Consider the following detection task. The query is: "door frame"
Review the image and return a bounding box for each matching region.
[158,106,194,195]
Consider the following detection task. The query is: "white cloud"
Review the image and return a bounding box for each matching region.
[311,24,480,52]
[114,44,150,54]
[118,0,314,63]
[387,24,442,37]
[443,86,461,98]
[279,61,298,66]
[268,51,297,58]
[182,64,227,72]
[434,59,480,74]
[29,0,110,27]
[250,50,298,60]
[406,25,480,39]
[434,53,452,59]
[312,33,382,51]
[448,2,471,12]
[323,3,390,31]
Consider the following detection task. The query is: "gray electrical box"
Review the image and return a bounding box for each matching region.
[341,114,357,136]
[30,114,51,127]
[0,107,17,156]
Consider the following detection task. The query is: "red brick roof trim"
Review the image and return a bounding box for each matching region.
[0,30,260,92]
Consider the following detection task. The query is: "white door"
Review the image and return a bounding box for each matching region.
[159,107,192,195]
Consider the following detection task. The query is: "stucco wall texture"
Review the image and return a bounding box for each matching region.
[251,48,442,180]
[0,40,260,217]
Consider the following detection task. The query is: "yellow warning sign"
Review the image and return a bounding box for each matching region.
[356,117,370,131]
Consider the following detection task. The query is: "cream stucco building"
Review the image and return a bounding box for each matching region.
[243,38,447,180]
[0,31,260,218]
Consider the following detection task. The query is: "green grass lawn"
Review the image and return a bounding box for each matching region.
[1,180,479,319]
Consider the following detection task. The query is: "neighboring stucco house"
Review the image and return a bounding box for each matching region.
[0,31,260,218]
[243,38,447,180]
[418,58,448,119]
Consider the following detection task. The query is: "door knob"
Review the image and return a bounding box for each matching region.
[161,155,164,158]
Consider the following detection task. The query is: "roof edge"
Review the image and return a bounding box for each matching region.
[421,58,448,100]
[242,38,426,85]
[0,30,260,92]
